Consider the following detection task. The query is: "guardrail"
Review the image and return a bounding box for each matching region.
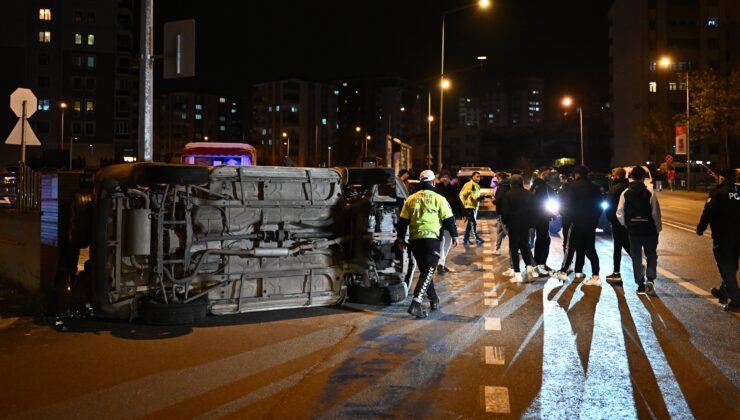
[0,162,40,211]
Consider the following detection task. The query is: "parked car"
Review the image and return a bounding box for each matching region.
[456,166,496,213]
[69,163,410,324]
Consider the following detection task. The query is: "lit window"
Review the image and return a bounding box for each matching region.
[275,105,280,112]
[87,34,95,45]
[261,129,267,135]
[39,31,51,43]
[219,125,226,131]
[219,97,226,103]
[195,104,202,110]
[74,34,82,45]
[73,100,81,111]
[87,56,95,68]
[649,82,657,93]
[333,90,339,95]
[38,99,50,111]
[39,9,51,21]
[342,82,348,87]
[195,114,202,120]
[669,82,677,91]
[322,118,327,125]
[290,106,298,113]
[708,18,718,27]
[679,82,687,90]
[180,113,187,120]
[218,116,225,122]
[230,108,237,114]
[86,100,95,112]
[267,106,272,112]
[649,61,656,71]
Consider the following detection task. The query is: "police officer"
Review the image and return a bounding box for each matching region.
[696,168,740,312]
[460,171,484,245]
[397,170,460,318]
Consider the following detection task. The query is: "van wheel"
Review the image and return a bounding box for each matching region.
[138,297,207,325]
[386,282,407,303]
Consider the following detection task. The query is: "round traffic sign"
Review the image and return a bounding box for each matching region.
[665,154,673,164]
[10,88,37,118]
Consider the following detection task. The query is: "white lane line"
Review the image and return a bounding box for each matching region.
[484,317,502,331]
[483,282,495,289]
[482,264,493,270]
[483,244,493,249]
[484,290,498,297]
[657,267,711,296]
[483,386,511,414]
[484,298,499,307]
[483,346,506,365]
[484,257,493,262]
[483,273,495,280]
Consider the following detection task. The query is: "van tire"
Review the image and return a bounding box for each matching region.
[138,298,207,325]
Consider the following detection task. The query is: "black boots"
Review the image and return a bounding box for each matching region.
[408,301,428,318]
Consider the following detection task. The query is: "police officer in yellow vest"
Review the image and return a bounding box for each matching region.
[397,170,460,318]
[460,171,485,245]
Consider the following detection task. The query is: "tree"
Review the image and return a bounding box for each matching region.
[638,108,674,164]
[678,69,740,167]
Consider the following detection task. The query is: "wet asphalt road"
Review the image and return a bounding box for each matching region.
[0,191,738,419]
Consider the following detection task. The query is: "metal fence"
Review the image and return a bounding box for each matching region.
[0,162,40,211]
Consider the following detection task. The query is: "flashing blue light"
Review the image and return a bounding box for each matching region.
[601,200,609,210]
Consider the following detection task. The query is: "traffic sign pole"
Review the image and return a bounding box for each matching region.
[21,100,26,163]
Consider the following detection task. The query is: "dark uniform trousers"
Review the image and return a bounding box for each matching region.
[713,235,740,302]
[410,238,441,301]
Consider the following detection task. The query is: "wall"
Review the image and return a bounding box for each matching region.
[0,210,41,293]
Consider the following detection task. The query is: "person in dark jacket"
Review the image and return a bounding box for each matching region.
[531,167,557,276]
[553,166,602,285]
[435,173,457,274]
[605,168,632,282]
[493,172,511,256]
[500,175,536,282]
[617,166,662,295]
[696,168,740,312]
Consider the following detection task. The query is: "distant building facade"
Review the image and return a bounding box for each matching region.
[0,0,139,167]
[154,92,247,162]
[609,0,740,166]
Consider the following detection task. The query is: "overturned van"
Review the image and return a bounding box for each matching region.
[76,163,409,324]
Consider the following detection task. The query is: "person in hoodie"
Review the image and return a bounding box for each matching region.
[604,167,632,283]
[531,167,557,276]
[493,172,511,256]
[617,165,662,296]
[696,168,740,313]
[553,165,602,285]
[500,174,536,282]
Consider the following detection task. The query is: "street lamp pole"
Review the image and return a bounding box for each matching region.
[578,106,584,165]
[438,15,446,174]
[427,91,433,169]
[59,102,67,151]
[685,72,691,190]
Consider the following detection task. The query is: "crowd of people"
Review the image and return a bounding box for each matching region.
[395,165,739,319]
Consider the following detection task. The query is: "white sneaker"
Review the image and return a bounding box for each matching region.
[509,273,524,283]
[646,280,656,296]
[583,275,601,286]
[536,265,549,276]
[554,270,569,281]
[492,249,501,255]
[525,265,535,278]
[502,268,516,276]
[574,273,586,281]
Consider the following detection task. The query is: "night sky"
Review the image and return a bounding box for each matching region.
[157,0,612,105]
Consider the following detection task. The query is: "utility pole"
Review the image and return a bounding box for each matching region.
[138,0,154,162]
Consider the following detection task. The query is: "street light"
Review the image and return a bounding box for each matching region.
[561,95,585,165]
[59,102,67,151]
[438,0,491,173]
[365,134,372,158]
[328,146,332,167]
[658,55,692,190]
[282,131,290,157]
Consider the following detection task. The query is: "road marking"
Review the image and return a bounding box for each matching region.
[484,298,499,307]
[482,264,493,270]
[483,386,511,413]
[483,346,506,365]
[483,243,492,248]
[484,290,498,297]
[656,267,710,296]
[484,257,493,262]
[483,282,495,289]
[483,273,494,280]
[662,219,711,235]
[484,317,502,331]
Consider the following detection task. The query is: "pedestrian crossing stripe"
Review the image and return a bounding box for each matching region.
[484,317,502,331]
[483,346,505,365]
[483,386,511,413]
[484,298,499,307]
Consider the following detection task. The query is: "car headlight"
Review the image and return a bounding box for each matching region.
[600,200,609,210]
[545,198,560,214]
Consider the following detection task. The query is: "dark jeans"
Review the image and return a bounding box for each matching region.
[713,236,740,303]
[509,227,534,272]
[560,222,576,272]
[572,224,599,275]
[464,208,480,241]
[629,234,658,285]
[410,238,441,301]
[611,221,631,272]
[534,220,551,266]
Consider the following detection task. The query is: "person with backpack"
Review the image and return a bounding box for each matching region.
[696,168,740,312]
[605,167,632,282]
[617,166,662,295]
